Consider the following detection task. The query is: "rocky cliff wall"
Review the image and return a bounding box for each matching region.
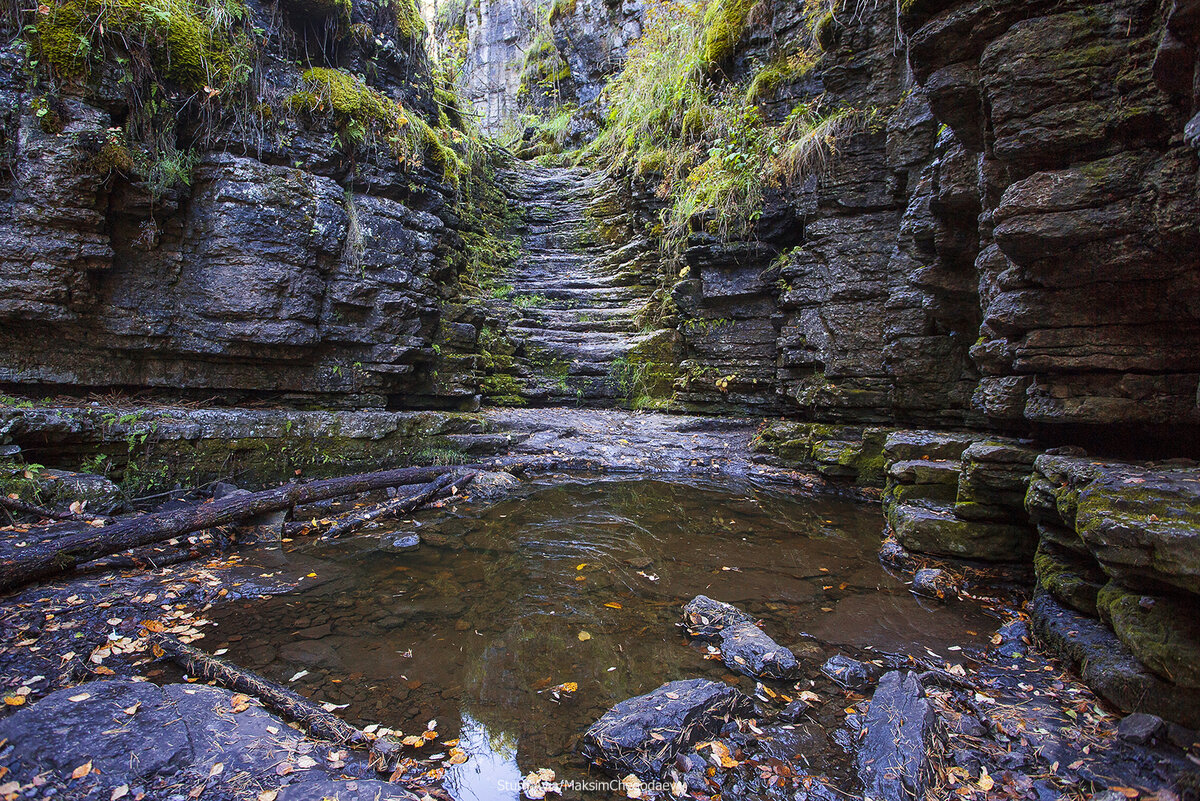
[606,0,1199,452]
[0,0,482,410]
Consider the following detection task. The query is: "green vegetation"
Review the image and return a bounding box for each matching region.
[35,0,247,89]
[290,68,468,184]
[580,0,872,255]
[700,0,758,69]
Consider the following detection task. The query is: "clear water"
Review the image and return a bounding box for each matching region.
[205,477,996,798]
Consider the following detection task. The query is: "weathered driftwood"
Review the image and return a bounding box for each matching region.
[0,464,465,593]
[150,632,365,745]
[322,471,476,540]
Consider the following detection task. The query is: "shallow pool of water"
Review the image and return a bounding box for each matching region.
[206,477,997,798]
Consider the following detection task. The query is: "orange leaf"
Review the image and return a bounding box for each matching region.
[71,761,93,780]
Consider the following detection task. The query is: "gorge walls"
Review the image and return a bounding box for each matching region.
[0,0,481,409]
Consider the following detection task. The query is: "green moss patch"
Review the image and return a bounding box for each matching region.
[37,0,242,89]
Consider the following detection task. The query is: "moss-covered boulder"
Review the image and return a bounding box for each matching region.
[1097,582,1200,689]
[888,502,1037,561]
[1077,466,1200,596]
[883,459,962,516]
[1034,542,1107,617]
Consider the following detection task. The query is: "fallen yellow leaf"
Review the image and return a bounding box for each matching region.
[577,631,592,641]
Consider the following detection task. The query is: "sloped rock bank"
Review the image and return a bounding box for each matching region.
[0,680,412,801]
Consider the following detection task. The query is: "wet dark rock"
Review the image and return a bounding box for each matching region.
[719,621,800,680]
[776,699,811,723]
[911,568,955,601]
[952,713,987,738]
[1118,712,1167,745]
[682,596,798,680]
[856,671,938,801]
[580,678,757,779]
[681,595,759,640]
[0,680,383,799]
[820,655,882,690]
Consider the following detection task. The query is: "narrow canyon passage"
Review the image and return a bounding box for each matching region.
[484,163,667,405]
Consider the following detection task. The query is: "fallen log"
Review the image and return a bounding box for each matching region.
[322,471,475,540]
[0,495,74,521]
[150,632,364,745]
[0,464,467,593]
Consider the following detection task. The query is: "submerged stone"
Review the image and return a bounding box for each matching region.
[580,678,757,779]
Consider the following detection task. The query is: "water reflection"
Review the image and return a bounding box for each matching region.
[206,477,997,796]
[443,714,520,801]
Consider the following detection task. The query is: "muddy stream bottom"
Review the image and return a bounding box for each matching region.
[204,476,998,800]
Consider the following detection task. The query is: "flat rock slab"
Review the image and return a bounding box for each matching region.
[856,671,938,801]
[681,595,798,680]
[581,678,757,779]
[0,680,384,799]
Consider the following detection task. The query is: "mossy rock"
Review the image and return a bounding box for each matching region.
[1034,542,1106,617]
[1030,590,1200,728]
[1097,582,1200,689]
[1076,467,1200,596]
[888,502,1037,562]
[700,0,758,68]
[811,439,861,479]
[37,0,240,89]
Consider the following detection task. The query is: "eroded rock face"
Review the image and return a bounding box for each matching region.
[0,0,480,410]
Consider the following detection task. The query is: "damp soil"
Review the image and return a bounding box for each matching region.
[204,476,1000,799]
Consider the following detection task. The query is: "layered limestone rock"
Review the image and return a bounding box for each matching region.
[0,0,481,410]
[902,0,1200,437]
[1026,453,1200,725]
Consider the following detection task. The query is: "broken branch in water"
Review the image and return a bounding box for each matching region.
[150,631,365,745]
[320,471,476,540]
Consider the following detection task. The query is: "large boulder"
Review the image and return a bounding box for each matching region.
[856,671,939,801]
[580,679,757,779]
